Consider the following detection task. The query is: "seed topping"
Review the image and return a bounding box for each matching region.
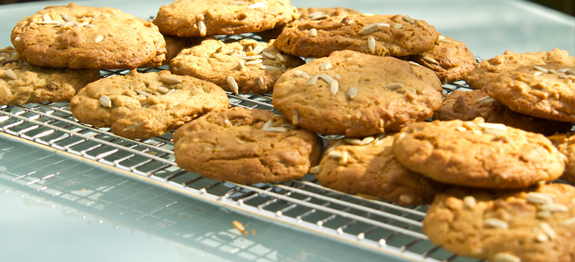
[248,2,265,9]
[463,196,477,208]
[483,218,509,229]
[232,220,248,235]
[367,36,376,52]
[99,95,112,108]
[347,87,358,99]
[309,165,322,174]
[526,192,554,205]
[358,23,390,35]
[4,69,17,80]
[161,75,182,84]
[293,70,310,79]
[226,76,239,95]
[493,252,521,262]
[319,62,333,71]
[94,35,104,43]
[402,15,415,24]
[197,21,207,37]
[308,28,318,37]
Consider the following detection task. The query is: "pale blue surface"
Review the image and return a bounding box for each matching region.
[0,1,573,262]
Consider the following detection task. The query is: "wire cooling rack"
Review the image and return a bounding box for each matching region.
[0,64,482,262]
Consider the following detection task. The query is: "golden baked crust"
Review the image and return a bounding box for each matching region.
[557,135,575,183]
[273,14,439,58]
[10,3,166,69]
[153,0,299,37]
[423,184,575,262]
[170,38,304,94]
[70,70,229,139]
[393,118,565,189]
[0,46,100,105]
[315,134,448,206]
[173,107,323,184]
[272,50,443,137]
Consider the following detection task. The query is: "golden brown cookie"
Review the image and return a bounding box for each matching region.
[484,63,575,123]
[313,134,448,206]
[163,35,201,65]
[11,3,166,69]
[0,46,100,105]
[464,48,575,90]
[423,183,575,262]
[403,35,477,83]
[173,107,323,184]
[153,0,299,37]
[170,38,305,94]
[273,14,439,58]
[433,89,573,135]
[557,134,575,184]
[393,118,565,189]
[272,50,443,137]
[70,70,229,139]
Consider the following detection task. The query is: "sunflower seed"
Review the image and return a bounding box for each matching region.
[526,192,554,205]
[232,220,248,235]
[539,203,568,212]
[43,14,53,22]
[384,83,403,90]
[535,233,549,242]
[456,127,467,132]
[408,61,423,67]
[256,77,265,90]
[161,75,182,84]
[539,222,556,239]
[4,69,17,80]
[476,96,497,103]
[318,73,336,83]
[276,53,286,62]
[402,15,415,24]
[360,136,375,145]
[237,60,246,70]
[560,217,575,225]
[536,210,552,218]
[293,110,299,124]
[347,87,358,99]
[533,65,548,73]
[344,138,362,145]
[252,45,264,55]
[260,65,281,71]
[484,218,509,229]
[14,36,21,42]
[328,150,344,159]
[122,121,144,132]
[319,62,333,71]
[309,28,318,37]
[94,35,104,43]
[245,59,263,65]
[307,75,319,86]
[329,80,339,95]
[368,36,376,52]
[239,55,263,61]
[493,252,521,262]
[393,23,403,29]
[293,70,310,79]
[262,119,273,130]
[310,12,329,20]
[262,51,276,60]
[309,165,322,174]
[157,87,170,94]
[564,68,575,76]
[248,2,265,8]
[99,95,112,108]
[61,14,71,22]
[477,122,507,135]
[438,36,459,44]
[197,20,207,37]
[422,56,440,65]
[226,76,239,95]
[463,196,477,208]
[263,126,290,132]
[358,23,390,35]
[135,89,153,97]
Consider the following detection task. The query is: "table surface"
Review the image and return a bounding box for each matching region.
[0,1,573,262]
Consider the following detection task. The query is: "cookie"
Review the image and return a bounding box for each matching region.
[313,134,448,206]
[557,134,575,183]
[433,89,574,135]
[403,35,477,83]
[0,46,100,105]
[170,38,305,94]
[393,118,565,189]
[272,50,443,137]
[70,70,229,139]
[11,3,166,69]
[153,0,299,37]
[161,35,201,65]
[423,183,575,262]
[273,13,439,58]
[464,48,575,90]
[484,63,575,122]
[173,107,323,184]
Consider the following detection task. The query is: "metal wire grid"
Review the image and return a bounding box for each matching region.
[0,65,481,262]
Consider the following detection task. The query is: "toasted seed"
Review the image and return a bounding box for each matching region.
[292,110,299,125]
[309,28,318,37]
[256,77,265,90]
[135,89,153,97]
[358,23,390,35]
[438,36,459,44]
[197,20,207,37]
[477,122,507,135]
[248,2,265,8]
[309,165,322,174]
[493,253,521,262]
[536,210,552,218]
[245,59,263,65]
[339,151,349,165]
[360,136,375,145]
[422,56,440,65]
[477,96,497,103]
[310,12,329,20]
[94,35,104,43]
[319,62,333,71]
[61,14,71,22]
[239,55,263,61]
[232,221,248,235]
[318,73,336,84]
[384,83,403,90]
[393,23,403,29]
[408,61,422,67]
[533,71,544,76]
[526,192,554,205]
[4,69,17,80]
[539,222,556,239]
[262,119,273,130]
[235,138,246,145]
[484,218,509,229]
[533,65,548,73]
[402,15,415,24]
[276,53,287,62]
[262,51,276,60]
[252,45,264,55]
[161,75,182,84]
[237,60,246,70]
[329,80,339,95]
[43,14,53,22]
[98,95,112,108]
[347,87,358,99]
[539,203,568,212]
[463,196,477,208]
[456,127,467,132]
[263,126,290,132]
[226,76,239,95]
[564,68,575,76]
[560,217,575,225]
[367,36,376,52]
[535,232,549,242]
[122,121,144,132]
[293,70,310,79]
[328,150,344,159]
[307,75,319,86]
[399,195,413,204]
[157,86,170,94]
[260,65,281,71]
[344,138,362,145]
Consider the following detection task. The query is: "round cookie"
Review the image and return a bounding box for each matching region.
[153,0,299,37]
[423,183,575,262]
[173,107,323,184]
[161,35,201,65]
[11,3,166,69]
[170,38,305,94]
[433,89,574,135]
[273,13,439,58]
[313,134,448,206]
[70,70,229,140]
[484,63,575,123]
[272,50,443,137]
[557,134,575,184]
[464,48,575,90]
[0,46,100,105]
[403,35,477,83]
[392,118,565,189]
